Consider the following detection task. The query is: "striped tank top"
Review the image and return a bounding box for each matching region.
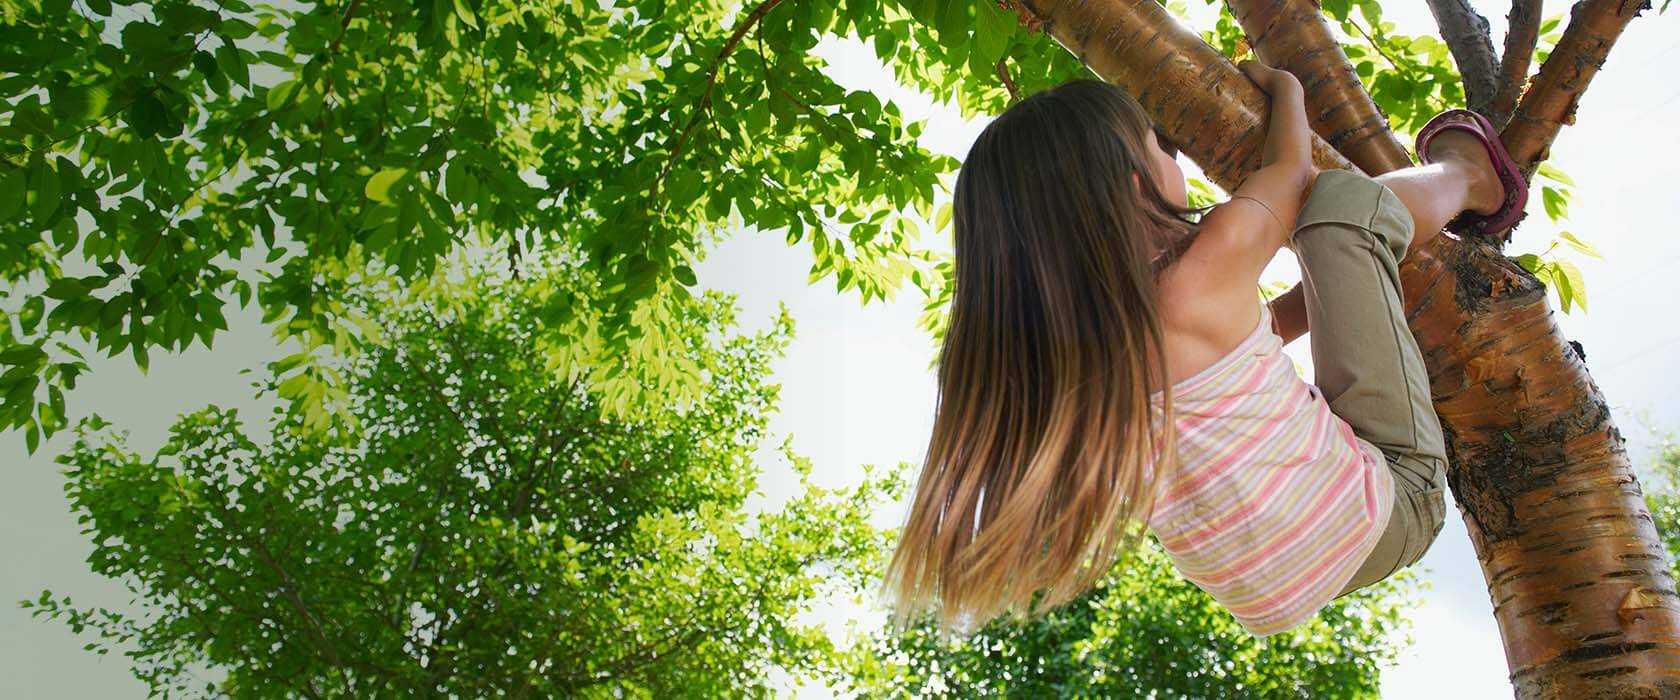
[1145,303,1394,637]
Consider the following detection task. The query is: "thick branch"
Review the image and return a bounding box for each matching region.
[1502,0,1646,175]
[1488,0,1543,126]
[1225,0,1412,175]
[1011,0,1353,191]
[1425,0,1502,113]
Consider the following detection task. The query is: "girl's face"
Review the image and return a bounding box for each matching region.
[1140,127,1187,208]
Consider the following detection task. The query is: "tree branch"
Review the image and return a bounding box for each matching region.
[1425,0,1502,113]
[1488,0,1543,126]
[1225,0,1413,174]
[1011,0,1354,191]
[653,0,786,203]
[1502,0,1647,175]
[996,58,1020,101]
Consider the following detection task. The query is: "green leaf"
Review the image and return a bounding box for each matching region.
[1536,162,1575,186]
[365,168,410,203]
[216,43,249,88]
[126,92,177,138]
[673,264,697,286]
[1554,258,1587,312]
[266,79,300,112]
[936,0,969,49]
[453,0,480,29]
[974,4,1015,65]
[0,170,24,221]
[1512,253,1541,273]
[1541,186,1569,221]
[1558,231,1602,259]
[29,158,61,222]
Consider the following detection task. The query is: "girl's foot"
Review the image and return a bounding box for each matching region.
[1425,130,1504,217]
[1414,109,1529,236]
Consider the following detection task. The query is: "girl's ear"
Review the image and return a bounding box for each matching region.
[1132,171,1143,193]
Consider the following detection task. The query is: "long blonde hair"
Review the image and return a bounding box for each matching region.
[881,80,1201,632]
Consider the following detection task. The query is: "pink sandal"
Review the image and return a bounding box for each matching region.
[1414,109,1529,237]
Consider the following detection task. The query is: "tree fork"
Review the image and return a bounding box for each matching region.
[1012,0,1680,697]
[1224,0,1413,173]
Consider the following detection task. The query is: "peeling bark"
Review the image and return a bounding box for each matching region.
[1502,0,1646,175]
[1009,1,1680,697]
[1399,238,1680,700]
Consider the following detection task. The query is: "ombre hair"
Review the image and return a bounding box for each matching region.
[881,79,1203,632]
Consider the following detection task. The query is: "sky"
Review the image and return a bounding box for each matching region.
[4,1,1680,697]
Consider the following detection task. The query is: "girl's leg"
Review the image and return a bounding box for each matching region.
[1288,169,1452,597]
[1373,128,1507,256]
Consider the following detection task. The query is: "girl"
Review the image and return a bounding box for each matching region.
[881,61,1527,637]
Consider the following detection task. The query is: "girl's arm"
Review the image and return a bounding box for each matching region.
[1191,61,1315,282]
[1160,61,1314,341]
[1268,284,1309,344]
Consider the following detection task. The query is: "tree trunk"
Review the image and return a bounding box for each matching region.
[1012,0,1680,697]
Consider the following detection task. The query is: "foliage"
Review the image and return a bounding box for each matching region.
[20,248,903,698]
[1642,441,1680,574]
[1,0,1606,452]
[836,543,1420,699]
[1,0,1005,452]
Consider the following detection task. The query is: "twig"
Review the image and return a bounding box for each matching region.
[652,0,787,203]
[996,58,1020,100]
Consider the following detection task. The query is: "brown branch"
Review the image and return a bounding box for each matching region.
[1502,0,1646,175]
[1011,0,1354,192]
[1225,0,1413,175]
[996,58,1020,100]
[1425,0,1502,113]
[653,0,787,202]
[1488,0,1543,126]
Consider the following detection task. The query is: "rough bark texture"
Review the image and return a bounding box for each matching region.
[1397,238,1680,700]
[1011,1,1680,697]
[1502,0,1646,175]
[1225,0,1412,173]
[1488,0,1543,127]
[1010,0,1354,185]
[1425,0,1502,113]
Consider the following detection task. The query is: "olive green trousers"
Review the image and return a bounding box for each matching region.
[1289,169,1450,597]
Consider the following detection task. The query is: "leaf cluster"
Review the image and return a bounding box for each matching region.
[22,253,899,698]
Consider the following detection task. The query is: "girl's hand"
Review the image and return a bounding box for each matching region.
[1238,60,1303,98]
[1237,60,1311,173]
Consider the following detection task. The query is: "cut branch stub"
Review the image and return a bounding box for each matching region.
[1012,0,1353,190]
[1225,0,1413,175]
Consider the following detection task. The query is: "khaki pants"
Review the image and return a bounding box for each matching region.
[1290,169,1450,598]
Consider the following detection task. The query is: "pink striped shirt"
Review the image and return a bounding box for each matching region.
[1146,303,1394,637]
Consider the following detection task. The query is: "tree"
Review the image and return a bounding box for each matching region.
[22,250,898,697]
[1000,0,1672,696]
[838,544,1417,699]
[7,0,1669,696]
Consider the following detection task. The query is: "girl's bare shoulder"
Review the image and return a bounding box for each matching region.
[1153,260,1264,384]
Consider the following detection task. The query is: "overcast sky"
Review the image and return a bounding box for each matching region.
[4,2,1679,698]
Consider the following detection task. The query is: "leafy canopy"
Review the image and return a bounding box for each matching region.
[839,543,1418,699]
[24,248,902,698]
